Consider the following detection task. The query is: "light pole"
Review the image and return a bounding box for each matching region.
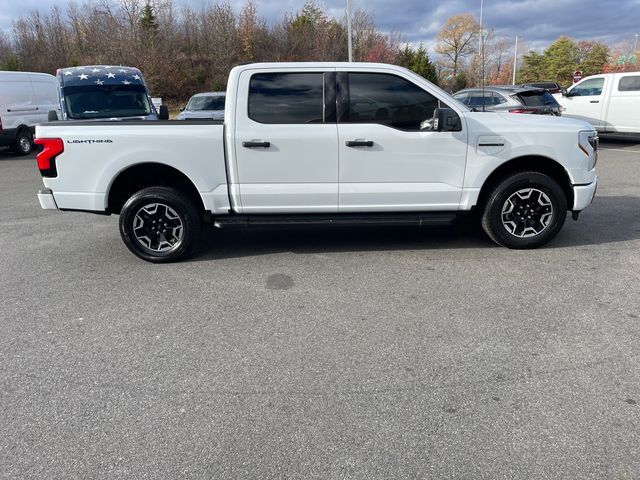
[512,36,518,85]
[347,0,353,62]
[478,0,484,86]
[635,34,639,53]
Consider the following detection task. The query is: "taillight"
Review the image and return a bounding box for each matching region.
[508,108,536,114]
[34,138,64,177]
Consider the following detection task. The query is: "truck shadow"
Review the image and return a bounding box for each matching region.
[0,147,35,160]
[191,195,640,261]
[599,134,640,146]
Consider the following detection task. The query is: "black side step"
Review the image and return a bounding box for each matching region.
[213,212,457,228]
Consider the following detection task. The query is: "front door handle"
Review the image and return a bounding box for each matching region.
[346,140,374,147]
[243,141,271,148]
[590,100,600,103]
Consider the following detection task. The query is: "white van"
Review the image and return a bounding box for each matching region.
[555,72,640,134]
[0,71,61,155]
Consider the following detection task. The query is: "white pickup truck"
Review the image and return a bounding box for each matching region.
[35,62,598,262]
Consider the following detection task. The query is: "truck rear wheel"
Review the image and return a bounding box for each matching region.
[481,172,567,249]
[119,187,201,263]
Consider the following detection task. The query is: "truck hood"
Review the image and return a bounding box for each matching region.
[178,110,224,120]
[463,111,595,133]
[63,114,159,122]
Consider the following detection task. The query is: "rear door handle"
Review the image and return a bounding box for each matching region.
[242,141,271,148]
[346,140,374,147]
[590,100,600,103]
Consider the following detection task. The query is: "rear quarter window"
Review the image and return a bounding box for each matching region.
[618,76,640,92]
[516,91,559,107]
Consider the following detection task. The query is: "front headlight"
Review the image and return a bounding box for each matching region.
[579,130,598,170]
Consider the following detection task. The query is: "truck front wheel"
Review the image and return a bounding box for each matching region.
[481,172,567,249]
[119,187,201,262]
[13,129,33,156]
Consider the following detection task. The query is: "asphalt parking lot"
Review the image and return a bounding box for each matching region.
[1,138,639,479]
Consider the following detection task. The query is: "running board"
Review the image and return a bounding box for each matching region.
[213,212,457,228]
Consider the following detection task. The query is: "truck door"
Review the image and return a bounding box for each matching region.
[561,76,607,130]
[233,70,338,213]
[336,71,467,212]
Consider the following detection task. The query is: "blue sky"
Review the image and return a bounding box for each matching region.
[1,0,638,51]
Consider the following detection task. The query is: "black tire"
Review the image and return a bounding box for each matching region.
[119,187,201,263]
[13,129,33,156]
[481,172,567,249]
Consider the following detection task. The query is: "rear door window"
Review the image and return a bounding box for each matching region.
[491,92,507,105]
[248,73,325,124]
[467,91,494,108]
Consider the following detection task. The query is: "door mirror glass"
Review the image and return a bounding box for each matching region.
[432,108,461,132]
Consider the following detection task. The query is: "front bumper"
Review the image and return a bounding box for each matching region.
[573,175,598,211]
[38,189,58,210]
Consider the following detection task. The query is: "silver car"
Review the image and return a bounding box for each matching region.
[177,92,226,120]
[453,86,562,116]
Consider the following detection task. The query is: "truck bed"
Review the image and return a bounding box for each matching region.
[37,121,229,213]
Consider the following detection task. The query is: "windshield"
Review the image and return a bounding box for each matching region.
[64,84,152,119]
[187,95,225,111]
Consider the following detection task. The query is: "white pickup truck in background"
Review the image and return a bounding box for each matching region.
[555,71,640,134]
[35,62,599,262]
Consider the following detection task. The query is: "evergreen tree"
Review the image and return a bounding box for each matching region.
[140,3,158,33]
[579,42,610,76]
[542,37,579,85]
[397,44,438,85]
[517,51,544,83]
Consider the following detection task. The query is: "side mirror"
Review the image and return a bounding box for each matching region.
[47,110,59,121]
[180,106,185,112]
[561,88,567,96]
[158,105,169,120]
[431,108,462,132]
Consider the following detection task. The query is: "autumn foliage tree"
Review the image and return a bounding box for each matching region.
[434,13,479,81]
[2,0,402,103]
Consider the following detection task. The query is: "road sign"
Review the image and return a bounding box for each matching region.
[573,70,583,83]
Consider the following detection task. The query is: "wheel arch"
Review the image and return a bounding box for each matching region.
[476,155,574,212]
[107,162,205,215]
[14,124,34,139]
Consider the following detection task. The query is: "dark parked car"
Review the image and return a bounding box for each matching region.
[520,81,562,94]
[453,86,562,116]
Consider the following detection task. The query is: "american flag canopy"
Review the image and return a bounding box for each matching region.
[58,65,146,87]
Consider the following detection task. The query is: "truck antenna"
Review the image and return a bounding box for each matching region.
[479,0,485,112]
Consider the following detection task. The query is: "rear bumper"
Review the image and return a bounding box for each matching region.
[573,176,598,211]
[38,189,58,210]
